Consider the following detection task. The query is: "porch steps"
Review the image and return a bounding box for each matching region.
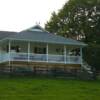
[80,61,94,80]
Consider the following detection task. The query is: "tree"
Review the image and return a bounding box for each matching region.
[45,0,100,43]
[45,12,60,34]
[45,0,100,70]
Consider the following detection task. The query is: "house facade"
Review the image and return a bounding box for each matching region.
[0,25,86,75]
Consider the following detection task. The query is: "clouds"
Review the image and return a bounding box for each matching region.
[0,0,67,31]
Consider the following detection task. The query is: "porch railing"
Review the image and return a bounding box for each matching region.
[0,52,81,64]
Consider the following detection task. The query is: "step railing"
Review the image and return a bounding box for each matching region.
[81,61,93,74]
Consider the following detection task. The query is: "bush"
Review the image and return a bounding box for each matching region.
[83,44,100,71]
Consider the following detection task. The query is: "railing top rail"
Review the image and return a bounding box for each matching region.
[3,52,81,57]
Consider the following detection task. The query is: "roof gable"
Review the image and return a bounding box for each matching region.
[24,25,46,32]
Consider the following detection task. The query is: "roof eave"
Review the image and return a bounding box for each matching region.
[0,37,87,47]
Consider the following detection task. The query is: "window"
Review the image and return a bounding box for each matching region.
[6,45,20,53]
[34,47,46,54]
[56,48,63,53]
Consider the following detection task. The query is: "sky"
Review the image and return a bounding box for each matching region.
[0,0,68,32]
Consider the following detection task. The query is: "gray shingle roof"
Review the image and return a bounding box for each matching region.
[0,25,86,46]
[0,31,17,39]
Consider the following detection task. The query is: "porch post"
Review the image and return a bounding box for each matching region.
[80,47,83,65]
[28,42,30,62]
[0,45,1,63]
[67,49,70,64]
[8,40,11,67]
[46,44,48,62]
[64,46,67,64]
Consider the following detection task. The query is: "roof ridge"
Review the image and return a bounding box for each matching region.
[21,25,50,33]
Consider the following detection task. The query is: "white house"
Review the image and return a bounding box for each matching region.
[0,25,86,75]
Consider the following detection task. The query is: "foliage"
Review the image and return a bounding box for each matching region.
[83,44,100,70]
[45,0,100,43]
[0,77,100,100]
[45,0,100,70]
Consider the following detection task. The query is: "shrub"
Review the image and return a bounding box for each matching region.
[83,44,100,71]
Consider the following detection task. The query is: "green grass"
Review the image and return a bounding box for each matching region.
[0,76,100,100]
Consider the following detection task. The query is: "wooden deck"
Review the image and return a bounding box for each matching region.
[0,61,81,76]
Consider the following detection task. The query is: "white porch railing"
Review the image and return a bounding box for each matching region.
[0,53,10,63]
[48,55,64,63]
[0,53,81,64]
[69,56,81,64]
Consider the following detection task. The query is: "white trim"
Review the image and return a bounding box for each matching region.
[28,42,30,62]
[0,52,81,64]
[8,40,11,66]
[80,47,83,65]
[0,38,87,47]
[46,44,49,62]
[68,49,70,64]
[64,46,67,64]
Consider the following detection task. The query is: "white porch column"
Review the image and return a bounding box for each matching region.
[8,40,11,66]
[68,49,70,64]
[64,46,67,64]
[28,42,30,62]
[46,44,49,62]
[80,47,83,65]
[0,43,1,62]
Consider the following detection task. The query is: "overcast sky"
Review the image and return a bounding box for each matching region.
[0,0,68,32]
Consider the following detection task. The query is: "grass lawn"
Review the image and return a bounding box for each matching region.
[0,76,100,100]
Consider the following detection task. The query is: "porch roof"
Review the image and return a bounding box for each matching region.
[0,25,87,46]
[0,31,16,39]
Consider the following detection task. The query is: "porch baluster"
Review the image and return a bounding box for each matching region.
[80,47,83,65]
[8,40,11,66]
[28,42,30,62]
[64,46,67,64]
[46,44,48,62]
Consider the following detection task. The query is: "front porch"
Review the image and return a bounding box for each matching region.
[0,40,83,65]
